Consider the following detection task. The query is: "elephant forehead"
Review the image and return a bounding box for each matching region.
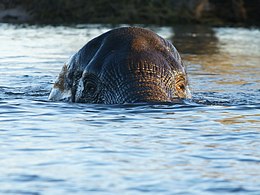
[131,36,160,52]
[81,28,176,74]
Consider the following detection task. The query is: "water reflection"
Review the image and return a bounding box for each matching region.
[169,25,260,106]
[216,113,260,125]
[171,25,219,54]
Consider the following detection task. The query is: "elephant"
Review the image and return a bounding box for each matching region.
[49,27,191,104]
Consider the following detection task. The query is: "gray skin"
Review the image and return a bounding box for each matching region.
[49,27,191,104]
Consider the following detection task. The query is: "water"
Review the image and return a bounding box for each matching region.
[0,23,259,195]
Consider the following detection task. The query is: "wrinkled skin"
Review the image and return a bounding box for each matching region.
[49,27,191,104]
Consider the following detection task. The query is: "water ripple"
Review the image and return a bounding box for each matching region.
[0,24,259,195]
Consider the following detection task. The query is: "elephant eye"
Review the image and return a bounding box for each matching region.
[176,81,186,93]
[175,75,186,89]
[175,74,187,98]
[85,82,97,93]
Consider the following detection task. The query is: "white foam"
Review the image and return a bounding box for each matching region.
[48,87,72,101]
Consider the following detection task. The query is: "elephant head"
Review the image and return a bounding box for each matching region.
[49,27,191,104]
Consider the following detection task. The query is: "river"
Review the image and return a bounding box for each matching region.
[0,23,259,194]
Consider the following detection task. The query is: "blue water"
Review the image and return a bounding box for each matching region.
[0,24,260,194]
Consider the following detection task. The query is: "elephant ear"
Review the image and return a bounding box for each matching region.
[48,55,76,101]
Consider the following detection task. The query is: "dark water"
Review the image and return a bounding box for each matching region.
[0,24,259,194]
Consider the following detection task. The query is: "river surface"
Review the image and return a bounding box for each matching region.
[0,24,259,195]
